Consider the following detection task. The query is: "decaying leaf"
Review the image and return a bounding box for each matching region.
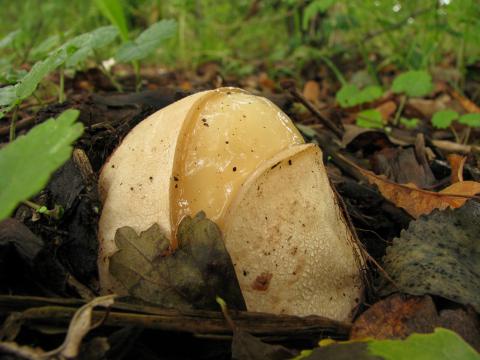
[350,294,439,340]
[216,297,297,360]
[232,330,297,360]
[380,201,480,312]
[109,212,246,311]
[355,165,480,218]
[55,295,115,359]
[0,295,114,360]
[448,154,466,183]
[450,89,480,114]
[351,293,480,350]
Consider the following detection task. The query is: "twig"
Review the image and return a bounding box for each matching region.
[281,80,344,138]
[0,116,35,136]
[9,106,19,142]
[0,295,351,341]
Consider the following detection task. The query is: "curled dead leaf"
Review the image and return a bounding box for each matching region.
[450,89,480,114]
[376,101,397,121]
[341,155,480,218]
[447,154,466,183]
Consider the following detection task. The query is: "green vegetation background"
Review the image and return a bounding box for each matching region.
[1,0,479,81]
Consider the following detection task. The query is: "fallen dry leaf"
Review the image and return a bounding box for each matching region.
[380,201,480,313]
[351,294,439,340]
[376,101,397,121]
[258,72,276,92]
[447,154,466,183]
[450,89,480,114]
[352,162,480,218]
[371,146,435,188]
[109,212,246,311]
[351,294,480,351]
[56,295,115,359]
[0,295,115,360]
[303,80,321,104]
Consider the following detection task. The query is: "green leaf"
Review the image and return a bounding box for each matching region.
[303,0,335,30]
[336,84,359,107]
[0,109,83,220]
[356,109,384,129]
[358,85,383,104]
[15,49,68,101]
[116,19,177,63]
[64,26,119,68]
[109,212,246,311]
[0,30,21,49]
[0,86,17,107]
[392,71,433,97]
[459,113,480,128]
[300,329,479,360]
[431,110,459,129]
[399,117,420,129]
[336,84,383,108]
[94,0,130,42]
[369,328,480,360]
[295,123,318,139]
[30,35,61,60]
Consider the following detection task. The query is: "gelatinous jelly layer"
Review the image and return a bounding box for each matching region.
[172,90,304,231]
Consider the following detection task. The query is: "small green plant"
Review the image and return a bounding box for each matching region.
[341,70,434,129]
[0,109,83,221]
[336,84,383,108]
[399,117,420,130]
[293,328,479,360]
[431,110,460,129]
[94,0,177,90]
[391,70,433,98]
[356,109,383,129]
[431,110,480,129]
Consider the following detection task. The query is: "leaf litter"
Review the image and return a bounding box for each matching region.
[380,200,480,312]
[109,211,246,311]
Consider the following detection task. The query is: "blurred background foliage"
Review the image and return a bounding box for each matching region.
[0,0,479,80]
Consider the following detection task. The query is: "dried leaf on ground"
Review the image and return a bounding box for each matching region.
[0,295,114,360]
[371,147,435,188]
[350,294,439,340]
[450,89,480,114]
[351,294,480,350]
[354,164,480,218]
[55,295,115,358]
[447,154,466,183]
[380,201,480,312]
[217,297,297,360]
[303,80,321,104]
[232,330,297,360]
[109,212,246,311]
[376,101,397,121]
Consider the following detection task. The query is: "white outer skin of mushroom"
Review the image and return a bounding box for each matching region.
[223,144,363,321]
[98,91,209,293]
[98,88,363,320]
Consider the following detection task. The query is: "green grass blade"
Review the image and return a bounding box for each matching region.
[94,0,130,42]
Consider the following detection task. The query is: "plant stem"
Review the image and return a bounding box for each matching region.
[58,66,65,103]
[393,95,407,126]
[9,105,19,142]
[133,61,141,92]
[449,125,461,144]
[319,55,346,85]
[22,200,63,220]
[99,63,123,92]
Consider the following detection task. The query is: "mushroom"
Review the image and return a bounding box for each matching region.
[98,87,364,321]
